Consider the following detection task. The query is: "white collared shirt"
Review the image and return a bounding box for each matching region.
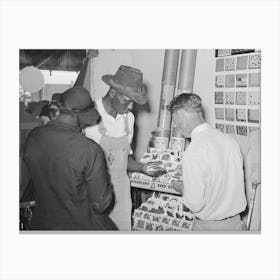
[84,99,135,147]
[182,122,247,220]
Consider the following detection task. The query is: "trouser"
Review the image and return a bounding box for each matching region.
[192,214,243,231]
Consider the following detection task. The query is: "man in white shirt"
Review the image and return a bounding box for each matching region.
[169,93,247,231]
[85,65,161,230]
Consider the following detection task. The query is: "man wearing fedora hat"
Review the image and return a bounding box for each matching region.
[85,65,161,230]
[23,86,116,230]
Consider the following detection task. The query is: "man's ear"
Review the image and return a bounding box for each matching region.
[177,108,186,121]
[109,89,117,98]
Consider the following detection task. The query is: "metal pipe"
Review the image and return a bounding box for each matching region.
[169,49,197,151]
[154,50,180,150]
[178,49,197,94]
[162,49,180,85]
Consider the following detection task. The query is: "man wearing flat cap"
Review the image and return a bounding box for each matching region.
[85,65,160,230]
[23,86,116,230]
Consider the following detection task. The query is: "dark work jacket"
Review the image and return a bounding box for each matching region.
[23,120,117,230]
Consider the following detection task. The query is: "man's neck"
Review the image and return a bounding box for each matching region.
[190,121,208,139]
[191,119,204,131]
[102,95,117,119]
[188,114,205,137]
[57,114,79,128]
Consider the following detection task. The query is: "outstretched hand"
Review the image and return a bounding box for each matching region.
[141,164,167,177]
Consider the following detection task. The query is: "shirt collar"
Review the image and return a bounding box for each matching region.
[97,99,124,120]
[48,120,80,132]
[191,122,210,139]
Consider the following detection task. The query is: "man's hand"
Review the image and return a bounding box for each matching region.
[87,49,99,58]
[141,164,167,177]
[171,179,183,195]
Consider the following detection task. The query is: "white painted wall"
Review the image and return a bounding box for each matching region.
[130,49,165,159]
[40,70,78,101]
[193,49,215,127]
[41,70,78,85]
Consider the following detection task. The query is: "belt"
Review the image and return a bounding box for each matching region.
[196,214,239,222]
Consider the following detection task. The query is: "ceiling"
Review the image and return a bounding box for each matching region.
[20,49,87,72]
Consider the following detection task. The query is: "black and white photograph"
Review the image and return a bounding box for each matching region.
[19,49,261,232]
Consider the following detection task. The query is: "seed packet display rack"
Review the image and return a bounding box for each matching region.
[133,193,194,231]
[130,148,194,231]
[214,49,261,137]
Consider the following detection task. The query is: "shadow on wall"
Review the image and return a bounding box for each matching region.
[131,84,151,153]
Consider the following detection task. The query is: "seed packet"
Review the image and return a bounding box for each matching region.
[165,226,177,231]
[236,55,248,70]
[184,214,194,221]
[215,58,224,72]
[181,221,191,230]
[143,212,152,220]
[145,221,154,231]
[134,218,145,230]
[215,75,225,88]
[225,74,235,88]
[236,125,248,136]
[151,214,162,222]
[225,108,234,121]
[249,73,261,87]
[154,224,165,231]
[225,91,234,105]
[236,74,247,87]
[216,123,225,133]
[225,57,236,71]
[236,91,247,105]
[249,53,261,69]
[226,125,235,134]
[133,209,144,218]
[215,91,224,104]
[161,216,171,225]
[171,218,182,227]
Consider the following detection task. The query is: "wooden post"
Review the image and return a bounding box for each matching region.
[88,50,98,99]
[74,49,99,98]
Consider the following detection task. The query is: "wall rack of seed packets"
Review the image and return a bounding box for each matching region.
[130,148,195,231]
[214,49,261,137]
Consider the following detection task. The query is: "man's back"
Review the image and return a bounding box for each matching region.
[183,123,247,220]
[24,120,113,230]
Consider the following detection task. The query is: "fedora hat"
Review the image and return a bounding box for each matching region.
[102,65,148,105]
[61,87,100,125]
